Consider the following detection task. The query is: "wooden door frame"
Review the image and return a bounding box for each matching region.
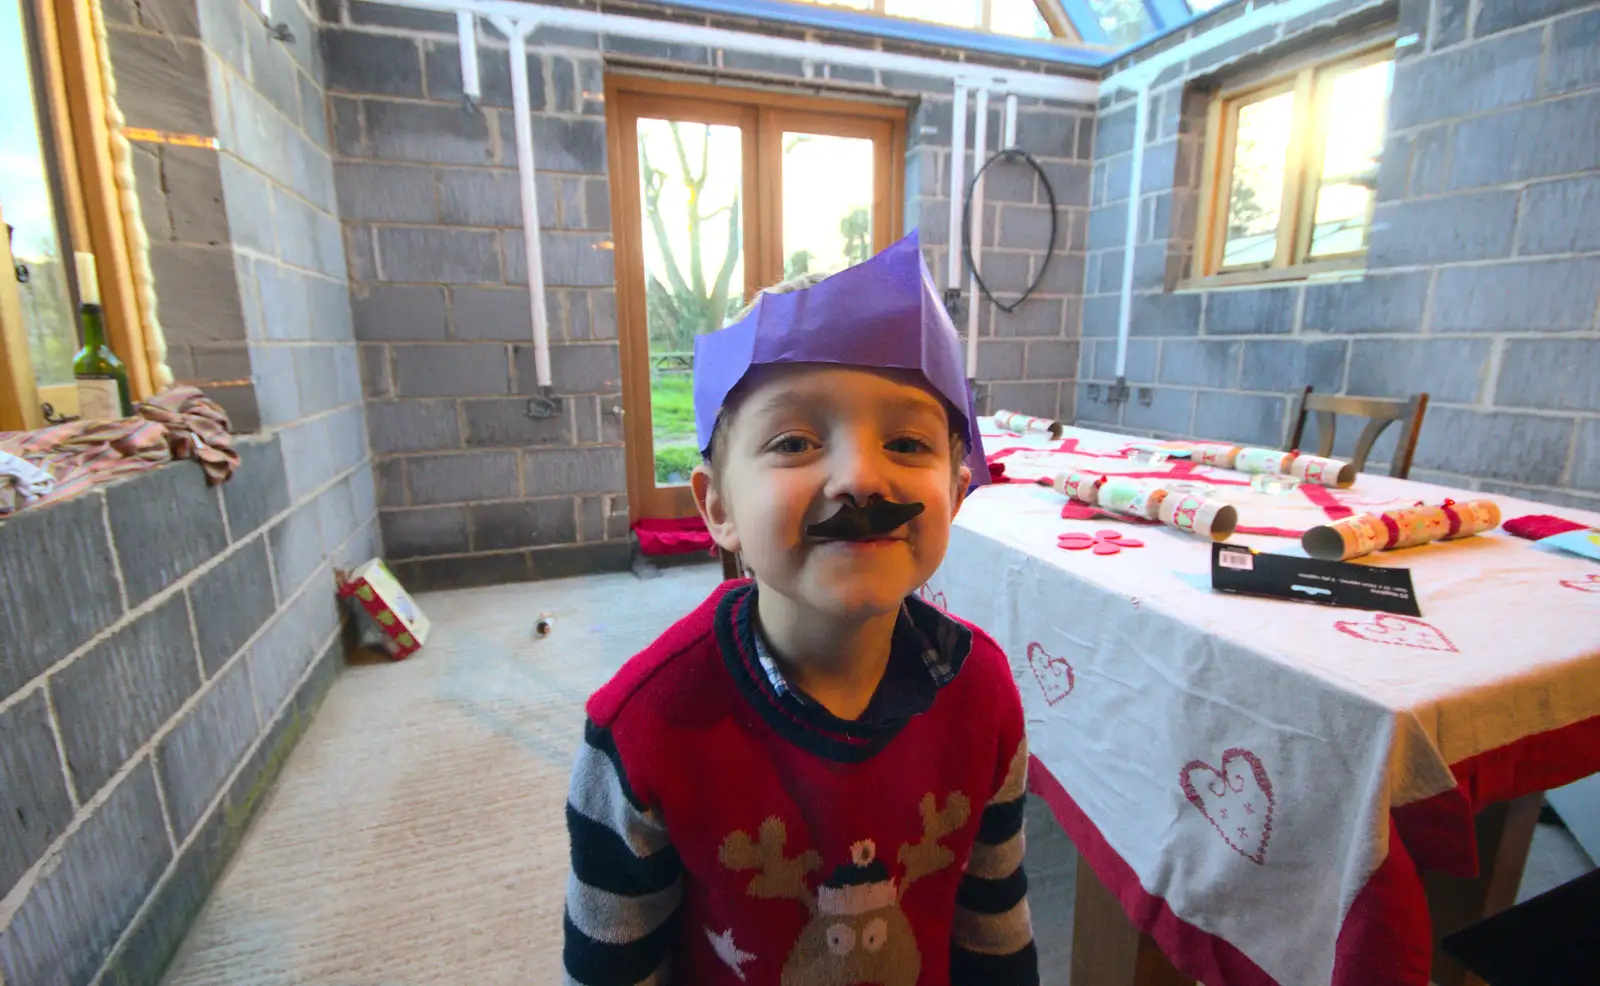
[605,74,907,523]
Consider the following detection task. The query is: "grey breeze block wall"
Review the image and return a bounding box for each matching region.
[1078,0,1600,510]
[0,1,377,984]
[323,0,1095,591]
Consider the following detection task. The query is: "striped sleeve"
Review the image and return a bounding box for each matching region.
[564,719,683,986]
[951,736,1039,985]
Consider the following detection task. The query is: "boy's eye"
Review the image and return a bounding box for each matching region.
[769,435,815,455]
[886,436,933,454]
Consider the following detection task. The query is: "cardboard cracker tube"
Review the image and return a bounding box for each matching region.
[1191,443,1241,469]
[1290,454,1357,488]
[1158,493,1238,541]
[1052,470,1104,502]
[1444,499,1501,539]
[994,409,1065,439]
[1303,513,1390,560]
[1234,447,1295,475]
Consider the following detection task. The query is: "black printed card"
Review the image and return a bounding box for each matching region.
[1210,544,1422,617]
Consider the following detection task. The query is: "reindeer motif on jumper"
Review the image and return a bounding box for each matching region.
[716,792,971,986]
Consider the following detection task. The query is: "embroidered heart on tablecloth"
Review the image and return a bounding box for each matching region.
[916,584,949,611]
[1180,748,1275,865]
[1560,574,1600,593]
[1333,613,1458,652]
[1027,642,1074,705]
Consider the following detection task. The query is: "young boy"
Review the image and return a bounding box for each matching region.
[563,232,1037,985]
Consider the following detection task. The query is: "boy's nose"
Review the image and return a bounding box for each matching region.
[822,440,893,506]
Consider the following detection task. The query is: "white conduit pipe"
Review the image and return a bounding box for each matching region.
[491,15,552,390]
[1003,93,1018,149]
[457,11,481,104]
[946,84,969,295]
[965,88,989,381]
[1114,87,1149,379]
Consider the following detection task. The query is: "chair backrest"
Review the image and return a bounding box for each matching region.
[719,547,745,581]
[1285,387,1429,479]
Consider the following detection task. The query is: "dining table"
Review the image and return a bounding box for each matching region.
[924,419,1600,986]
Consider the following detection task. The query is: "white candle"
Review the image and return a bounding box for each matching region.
[75,251,100,306]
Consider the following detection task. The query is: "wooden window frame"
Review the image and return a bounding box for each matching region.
[605,74,906,521]
[1,0,157,431]
[1191,40,1395,288]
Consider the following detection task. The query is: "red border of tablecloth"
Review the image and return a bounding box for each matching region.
[1027,710,1600,986]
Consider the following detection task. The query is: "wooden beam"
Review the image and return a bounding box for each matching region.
[0,204,45,431]
[1071,850,1196,986]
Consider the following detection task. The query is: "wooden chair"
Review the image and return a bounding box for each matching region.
[719,547,746,581]
[1286,387,1429,479]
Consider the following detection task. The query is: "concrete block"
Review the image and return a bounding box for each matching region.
[1024,340,1079,379]
[329,404,372,476]
[408,452,519,504]
[977,340,1026,381]
[366,98,494,165]
[1095,105,1135,158]
[335,163,436,222]
[1388,26,1541,128]
[394,551,533,591]
[376,458,407,508]
[1407,126,1451,197]
[188,537,277,675]
[983,381,1058,421]
[515,343,620,395]
[452,286,533,340]
[523,447,625,496]
[461,397,575,447]
[394,343,510,397]
[438,167,524,227]
[163,146,229,246]
[269,501,326,599]
[1303,272,1428,334]
[245,14,301,120]
[1475,0,1594,37]
[1367,190,1517,267]
[1074,383,1121,425]
[0,761,170,986]
[276,415,333,501]
[257,262,312,342]
[520,230,615,288]
[249,342,300,428]
[994,298,1065,338]
[348,463,378,520]
[1035,253,1086,296]
[1517,176,1600,255]
[321,29,422,96]
[367,399,461,453]
[1348,338,1491,403]
[586,176,612,231]
[108,32,212,136]
[423,42,528,108]
[1090,338,1157,383]
[722,49,807,77]
[1087,204,1127,250]
[1081,295,1119,337]
[1123,386,1196,434]
[1413,407,1573,485]
[471,498,578,551]
[1495,339,1600,411]
[0,491,123,697]
[1099,154,1131,207]
[378,227,501,284]
[348,0,453,31]
[360,344,393,399]
[1433,259,1600,332]
[530,23,601,49]
[999,204,1065,252]
[132,145,169,243]
[248,578,337,718]
[149,244,246,345]
[380,506,470,559]
[1037,160,1090,209]
[1433,0,1470,46]
[1571,419,1600,492]
[1159,340,1241,389]
[223,436,290,537]
[555,176,586,230]
[1238,340,1348,394]
[157,658,257,840]
[106,460,228,605]
[300,71,330,148]
[523,116,606,174]
[579,496,606,543]
[1448,92,1600,190]
[345,225,377,280]
[0,689,76,900]
[1547,9,1600,95]
[273,187,333,276]
[330,94,365,157]
[353,284,448,341]
[1193,392,1288,448]
[1202,288,1297,336]
[1125,292,1203,337]
[53,595,199,800]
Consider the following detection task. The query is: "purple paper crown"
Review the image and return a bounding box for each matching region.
[692,230,989,486]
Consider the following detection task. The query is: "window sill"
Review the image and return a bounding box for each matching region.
[1176,258,1367,292]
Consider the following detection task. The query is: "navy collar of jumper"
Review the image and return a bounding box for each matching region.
[715,582,972,763]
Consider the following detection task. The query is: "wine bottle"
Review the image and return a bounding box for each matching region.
[72,252,132,421]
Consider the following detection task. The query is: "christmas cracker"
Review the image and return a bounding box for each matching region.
[1185,443,1357,488]
[1052,473,1238,541]
[1302,499,1502,561]
[993,409,1064,439]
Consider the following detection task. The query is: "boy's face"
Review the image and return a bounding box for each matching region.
[692,364,971,622]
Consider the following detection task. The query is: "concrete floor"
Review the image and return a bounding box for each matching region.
[162,563,1593,986]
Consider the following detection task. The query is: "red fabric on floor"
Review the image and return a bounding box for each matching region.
[631,516,714,556]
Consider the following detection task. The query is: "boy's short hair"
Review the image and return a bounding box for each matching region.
[703,272,969,475]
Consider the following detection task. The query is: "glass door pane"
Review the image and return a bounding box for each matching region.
[1221,89,1295,269]
[635,118,745,487]
[2,0,78,396]
[780,132,875,279]
[1307,58,1393,259]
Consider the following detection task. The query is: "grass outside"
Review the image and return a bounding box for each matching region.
[651,373,699,484]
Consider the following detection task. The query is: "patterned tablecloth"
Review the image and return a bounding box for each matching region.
[925,422,1600,986]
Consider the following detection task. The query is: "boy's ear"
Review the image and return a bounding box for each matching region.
[951,465,972,516]
[691,464,741,553]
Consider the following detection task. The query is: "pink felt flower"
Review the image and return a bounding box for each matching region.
[1057,529,1145,555]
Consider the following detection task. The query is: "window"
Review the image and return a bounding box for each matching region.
[1197,47,1394,280]
[793,0,1065,41]
[1,0,155,430]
